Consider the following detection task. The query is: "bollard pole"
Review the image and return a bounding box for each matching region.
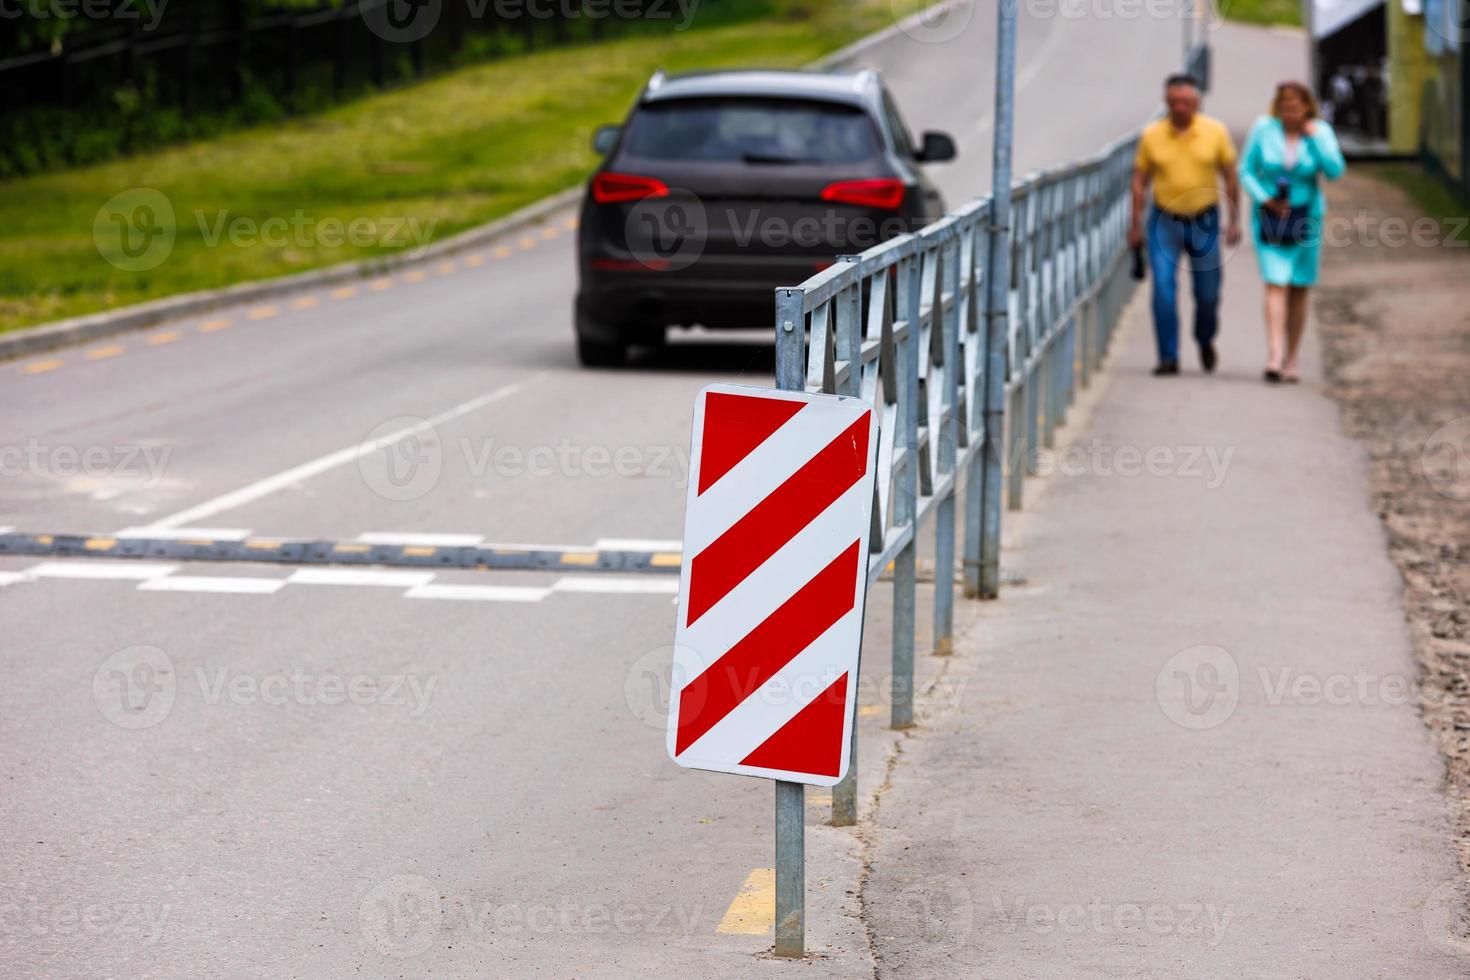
[979,0,1017,597]
[774,780,804,957]
[772,289,806,957]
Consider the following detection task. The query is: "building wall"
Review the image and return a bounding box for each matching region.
[1388,0,1431,151]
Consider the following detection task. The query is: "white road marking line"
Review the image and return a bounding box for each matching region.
[24,561,178,581]
[355,532,487,547]
[0,571,29,587]
[139,576,286,594]
[287,569,436,588]
[133,376,541,532]
[117,526,252,541]
[593,538,682,552]
[405,583,550,602]
[551,576,680,595]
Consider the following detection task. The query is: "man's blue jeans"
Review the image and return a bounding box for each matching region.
[1146,205,1222,364]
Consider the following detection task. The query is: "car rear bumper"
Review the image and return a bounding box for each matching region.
[577,255,836,334]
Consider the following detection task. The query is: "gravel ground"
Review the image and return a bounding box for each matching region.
[1315,166,1470,867]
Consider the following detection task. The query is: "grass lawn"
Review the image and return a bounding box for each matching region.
[1362,162,1470,245]
[1220,0,1303,28]
[0,0,921,334]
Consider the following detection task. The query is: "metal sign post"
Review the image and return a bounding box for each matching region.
[773,313,805,958]
[668,318,876,960]
[772,311,806,958]
[773,779,804,957]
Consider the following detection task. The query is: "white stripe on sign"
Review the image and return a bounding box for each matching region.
[139,576,286,594]
[287,569,436,588]
[679,613,854,767]
[137,376,539,531]
[404,583,549,602]
[679,477,871,668]
[667,384,878,787]
[678,404,858,557]
[24,561,178,580]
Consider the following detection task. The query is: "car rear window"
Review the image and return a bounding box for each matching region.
[622,97,880,164]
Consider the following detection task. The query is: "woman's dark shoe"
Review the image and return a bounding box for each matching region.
[1153,361,1180,377]
[1263,369,1283,384]
[1200,343,1218,374]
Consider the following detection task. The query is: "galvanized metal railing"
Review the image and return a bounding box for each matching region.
[773,131,1141,827]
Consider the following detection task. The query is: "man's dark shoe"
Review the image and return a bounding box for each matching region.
[1152,361,1180,376]
[1200,343,1217,373]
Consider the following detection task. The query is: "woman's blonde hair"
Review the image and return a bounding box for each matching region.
[1271,80,1319,119]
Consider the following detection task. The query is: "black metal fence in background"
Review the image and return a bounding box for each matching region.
[0,0,748,175]
[1420,42,1468,204]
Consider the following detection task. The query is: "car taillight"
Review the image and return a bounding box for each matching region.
[591,172,670,204]
[820,178,906,210]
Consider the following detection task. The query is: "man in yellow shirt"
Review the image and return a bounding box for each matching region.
[1128,73,1242,376]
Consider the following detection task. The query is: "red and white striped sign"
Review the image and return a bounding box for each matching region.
[667,383,878,786]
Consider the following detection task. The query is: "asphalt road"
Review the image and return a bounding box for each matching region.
[1,5,1214,976]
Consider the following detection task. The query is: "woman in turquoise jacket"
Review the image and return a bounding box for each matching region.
[1239,81,1346,383]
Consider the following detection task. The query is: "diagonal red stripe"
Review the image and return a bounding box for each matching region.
[739,672,849,777]
[698,392,805,495]
[685,412,870,627]
[675,541,860,757]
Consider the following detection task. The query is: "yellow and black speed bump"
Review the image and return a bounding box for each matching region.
[0,532,681,575]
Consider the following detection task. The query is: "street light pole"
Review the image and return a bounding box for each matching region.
[980,0,1017,598]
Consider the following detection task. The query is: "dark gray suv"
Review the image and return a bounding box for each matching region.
[575,68,955,366]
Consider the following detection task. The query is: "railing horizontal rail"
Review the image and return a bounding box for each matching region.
[774,121,1147,828]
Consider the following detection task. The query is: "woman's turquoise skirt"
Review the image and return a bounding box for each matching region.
[1252,217,1322,287]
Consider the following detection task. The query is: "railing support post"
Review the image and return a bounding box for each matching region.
[893,253,920,728]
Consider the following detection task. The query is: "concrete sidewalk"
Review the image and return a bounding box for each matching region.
[859,201,1466,974]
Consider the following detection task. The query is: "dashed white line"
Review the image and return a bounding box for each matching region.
[286,569,436,588]
[24,561,178,580]
[139,576,287,595]
[551,576,679,595]
[5,559,677,601]
[404,583,550,602]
